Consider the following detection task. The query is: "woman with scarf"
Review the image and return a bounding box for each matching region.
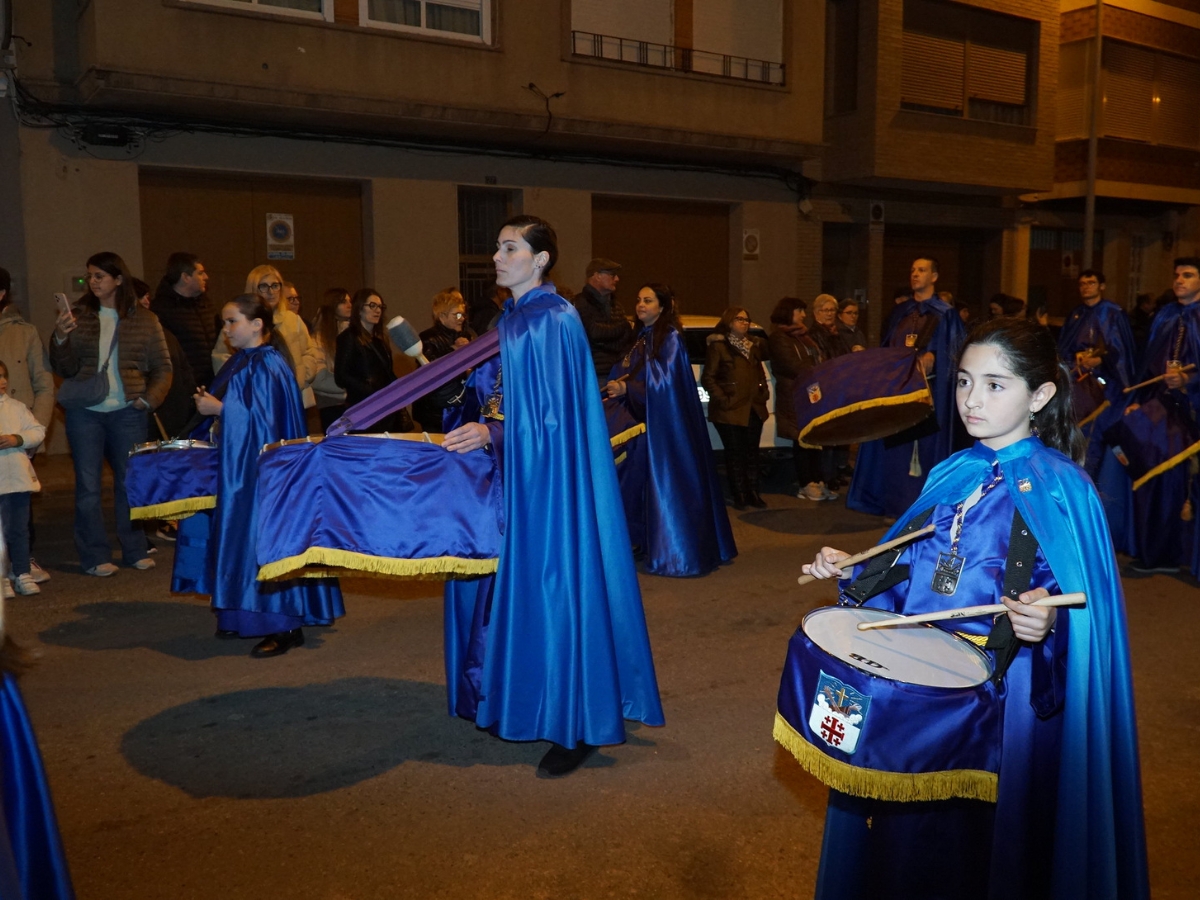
[767,297,836,502]
[603,283,735,576]
[700,307,771,509]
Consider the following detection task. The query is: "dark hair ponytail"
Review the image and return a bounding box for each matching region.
[959,318,1086,464]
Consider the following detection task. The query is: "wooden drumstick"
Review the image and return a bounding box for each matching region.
[854,591,1087,630]
[797,524,936,586]
[602,373,630,397]
[1123,364,1195,394]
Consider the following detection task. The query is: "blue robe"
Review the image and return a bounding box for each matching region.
[1058,299,1138,551]
[847,295,966,518]
[605,326,736,577]
[443,285,664,748]
[808,438,1147,900]
[0,672,75,899]
[1124,300,1200,572]
[170,345,344,636]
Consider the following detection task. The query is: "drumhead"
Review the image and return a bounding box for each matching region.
[802,606,993,689]
[130,439,215,454]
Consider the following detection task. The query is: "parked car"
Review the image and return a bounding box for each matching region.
[680,314,783,451]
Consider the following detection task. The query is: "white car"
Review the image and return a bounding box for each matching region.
[679,315,783,451]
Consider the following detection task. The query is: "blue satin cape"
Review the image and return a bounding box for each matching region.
[443,285,664,748]
[847,296,966,517]
[1058,299,1139,550]
[0,673,75,899]
[170,346,344,635]
[1126,300,1200,573]
[817,438,1147,900]
[606,327,736,577]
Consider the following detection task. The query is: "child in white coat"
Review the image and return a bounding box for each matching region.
[0,361,46,595]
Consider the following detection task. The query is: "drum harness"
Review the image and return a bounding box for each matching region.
[838,500,1041,686]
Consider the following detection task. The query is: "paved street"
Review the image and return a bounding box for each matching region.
[8,457,1198,899]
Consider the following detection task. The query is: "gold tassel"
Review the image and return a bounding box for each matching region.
[908,440,922,478]
[772,713,998,803]
[258,547,498,582]
[129,496,217,521]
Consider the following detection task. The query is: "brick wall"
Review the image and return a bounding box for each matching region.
[1061,6,1200,60]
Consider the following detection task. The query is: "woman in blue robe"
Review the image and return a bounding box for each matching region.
[186,295,343,657]
[784,319,1148,900]
[603,283,736,577]
[441,216,664,778]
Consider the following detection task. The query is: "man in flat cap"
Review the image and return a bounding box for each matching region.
[575,258,632,386]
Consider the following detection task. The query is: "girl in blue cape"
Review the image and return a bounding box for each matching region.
[186,295,343,658]
[787,319,1148,900]
[603,283,736,577]
[441,216,664,778]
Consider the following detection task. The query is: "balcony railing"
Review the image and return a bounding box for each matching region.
[571,31,785,86]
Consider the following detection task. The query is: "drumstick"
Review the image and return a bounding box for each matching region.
[602,373,630,396]
[855,592,1086,630]
[152,413,170,442]
[797,524,936,586]
[1123,364,1195,393]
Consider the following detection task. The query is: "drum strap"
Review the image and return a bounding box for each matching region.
[842,508,935,606]
[984,508,1040,685]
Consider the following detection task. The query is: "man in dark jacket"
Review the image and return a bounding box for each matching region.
[575,257,632,385]
[151,252,216,384]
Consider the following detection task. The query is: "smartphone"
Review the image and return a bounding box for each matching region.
[53,292,72,316]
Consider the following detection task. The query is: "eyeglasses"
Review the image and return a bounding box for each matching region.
[257,282,282,293]
[443,311,465,319]
[86,272,110,282]
[365,302,386,311]
[732,316,750,323]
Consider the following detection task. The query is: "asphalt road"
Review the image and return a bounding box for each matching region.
[8,458,1197,899]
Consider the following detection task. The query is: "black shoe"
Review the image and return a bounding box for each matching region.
[747,492,767,508]
[536,742,596,778]
[215,629,240,640]
[250,628,305,658]
[1128,561,1180,575]
[730,492,747,511]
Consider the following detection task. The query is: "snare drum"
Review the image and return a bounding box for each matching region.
[796,347,933,447]
[255,434,501,581]
[126,440,218,520]
[774,606,1000,803]
[1104,396,1200,490]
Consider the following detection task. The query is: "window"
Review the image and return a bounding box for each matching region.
[458,188,518,315]
[362,0,490,43]
[1100,41,1200,150]
[825,0,859,115]
[188,0,333,20]
[900,0,1038,126]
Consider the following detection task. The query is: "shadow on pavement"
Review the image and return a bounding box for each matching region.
[738,506,884,536]
[120,677,546,797]
[37,601,332,660]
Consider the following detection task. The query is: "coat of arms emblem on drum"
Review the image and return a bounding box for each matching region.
[808,671,871,754]
[807,383,822,404]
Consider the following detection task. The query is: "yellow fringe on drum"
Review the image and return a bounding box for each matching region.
[1078,399,1109,428]
[257,547,498,582]
[797,389,932,447]
[609,423,646,450]
[773,712,998,803]
[129,496,217,521]
[1132,437,1200,491]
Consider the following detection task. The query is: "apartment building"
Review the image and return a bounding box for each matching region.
[0,0,825,356]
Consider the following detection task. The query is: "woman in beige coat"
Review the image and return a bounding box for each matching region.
[700,307,770,509]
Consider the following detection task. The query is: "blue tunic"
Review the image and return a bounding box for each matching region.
[605,326,736,577]
[443,285,664,748]
[170,345,344,635]
[0,672,75,899]
[847,296,966,518]
[1125,300,1200,572]
[813,438,1147,900]
[1057,299,1139,551]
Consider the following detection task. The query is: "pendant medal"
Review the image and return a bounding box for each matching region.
[932,552,965,595]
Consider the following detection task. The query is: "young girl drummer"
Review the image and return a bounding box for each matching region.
[789,318,1148,900]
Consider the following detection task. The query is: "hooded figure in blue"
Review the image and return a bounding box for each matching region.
[788,319,1148,900]
[441,216,664,778]
[1057,269,1138,551]
[847,257,967,518]
[602,283,736,577]
[1120,257,1200,575]
[182,296,343,658]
